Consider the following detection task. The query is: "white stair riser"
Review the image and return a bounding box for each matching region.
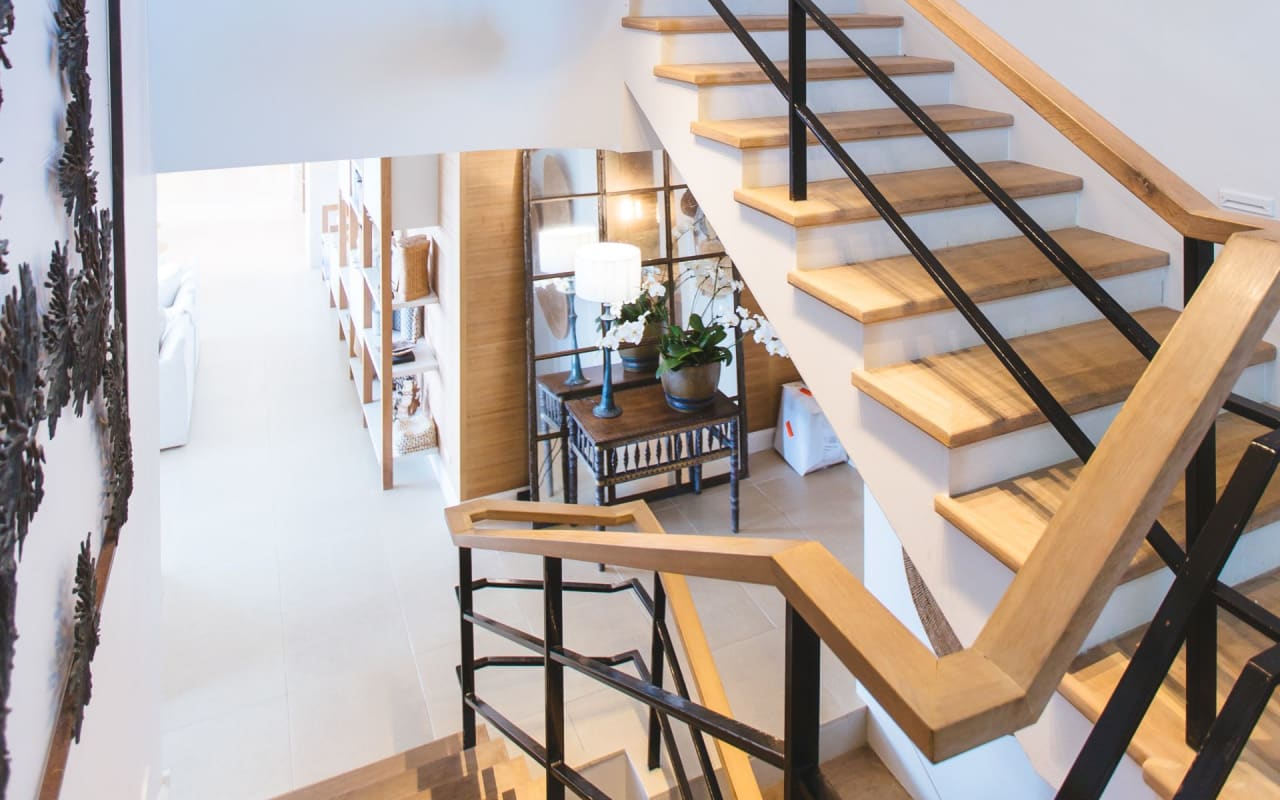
[694,72,951,120]
[860,269,1167,368]
[631,0,863,15]
[655,27,901,65]
[793,192,1079,268]
[946,361,1271,492]
[1084,517,1280,650]
[1016,694,1159,800]
[737,127,1009,186]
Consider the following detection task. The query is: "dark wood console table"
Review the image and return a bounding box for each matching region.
[564,384,741,532]
[535,365,658,499]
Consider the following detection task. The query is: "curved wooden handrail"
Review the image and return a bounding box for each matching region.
[897,0,1280,245]
[450,230,1280,762]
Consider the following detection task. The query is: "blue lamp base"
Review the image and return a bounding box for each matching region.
[593,308,622,418]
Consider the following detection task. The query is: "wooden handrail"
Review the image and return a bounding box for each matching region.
[897,0,1280,245]
[450,230,1280,762]
[447,501,765,800]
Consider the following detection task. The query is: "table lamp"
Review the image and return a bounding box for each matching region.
[538,226,598,386]
[574,242,642,418]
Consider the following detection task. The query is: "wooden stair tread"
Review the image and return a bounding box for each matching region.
[693,104,1013,149]
[762,747,910,800]
[398,758,530,800]
[654,55,953,87]
[274,729,488,800]
[623,14,903,33]
[330,739,514,800]
[936,413,1280,582]
[852,307,1277,447]
[1061,568,1280,798]
[734,160,1082,227]
[790,227,1169,323]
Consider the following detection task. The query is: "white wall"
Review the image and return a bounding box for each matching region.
[946,0,1280,219]
[146,0,660,173]
[0,0,160,797]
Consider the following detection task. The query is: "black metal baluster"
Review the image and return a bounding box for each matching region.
[647,575,668,770]
[1057,429,1280,799]
[788,0,807,200]
[1176,644,1280,799]
[784,604,821,800]
[545,557,566,800]
[1184,236,1219,748]
[460,548,477,748]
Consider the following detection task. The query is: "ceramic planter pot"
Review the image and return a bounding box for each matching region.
[619,321,663,373]
[661,361,721,413]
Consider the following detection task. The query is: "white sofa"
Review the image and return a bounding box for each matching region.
[158,261,198,449]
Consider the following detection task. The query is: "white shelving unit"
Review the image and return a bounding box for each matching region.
[323,157,441,489]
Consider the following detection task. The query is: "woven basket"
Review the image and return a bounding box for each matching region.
[399,235,433,301]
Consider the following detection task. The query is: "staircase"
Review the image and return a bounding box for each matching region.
[614,1,1280,798]
[274,728,544,800]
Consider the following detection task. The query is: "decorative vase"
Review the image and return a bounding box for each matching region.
[661,361,721,413]
[619,321,663,373]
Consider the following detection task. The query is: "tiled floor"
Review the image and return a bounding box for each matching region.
[158,166,866,799]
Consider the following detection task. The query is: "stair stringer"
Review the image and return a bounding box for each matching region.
[620,29,1056,799]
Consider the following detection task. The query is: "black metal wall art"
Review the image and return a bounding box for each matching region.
[65,535,99,743]
[42,243,72,435]
[68,211,111,416]
[0,265,47,557]
[0,264,44,799]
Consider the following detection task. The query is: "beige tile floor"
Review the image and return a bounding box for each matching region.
[158,165,867,799]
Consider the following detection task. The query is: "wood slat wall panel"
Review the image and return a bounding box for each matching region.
[458,151,529,499]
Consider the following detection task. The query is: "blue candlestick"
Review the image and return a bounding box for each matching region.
[593,304,622,418]
[564,278,588,386]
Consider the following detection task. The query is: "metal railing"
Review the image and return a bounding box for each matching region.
[700,1,1280,795]
[455,547,826,800]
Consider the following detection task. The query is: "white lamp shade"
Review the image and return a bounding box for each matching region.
[537,226,597,274]
[574,242,642,305]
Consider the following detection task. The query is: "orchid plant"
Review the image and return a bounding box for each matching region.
[599,258,788,375]
[599,270,668,350]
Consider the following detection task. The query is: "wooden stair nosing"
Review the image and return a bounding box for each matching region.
[936,412,1280,583]
[692,104,1014,150]
[622,13,904,33]
[274,730,488,800]
[852,307,1277,448]
[654,55,954,87]
[334,738,513,800]
[734,160,1084,228]
[789,227,1170,324]
[1060,568,1280,798]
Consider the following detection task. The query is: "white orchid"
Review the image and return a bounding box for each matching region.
[600,311,650,349]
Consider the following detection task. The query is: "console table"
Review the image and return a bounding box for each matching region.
[564,384,741,532]
[534,365,658,499]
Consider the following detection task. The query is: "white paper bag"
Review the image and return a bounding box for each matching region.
[773,382,848,475]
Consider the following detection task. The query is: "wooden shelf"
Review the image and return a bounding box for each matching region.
[360,265,440,312]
